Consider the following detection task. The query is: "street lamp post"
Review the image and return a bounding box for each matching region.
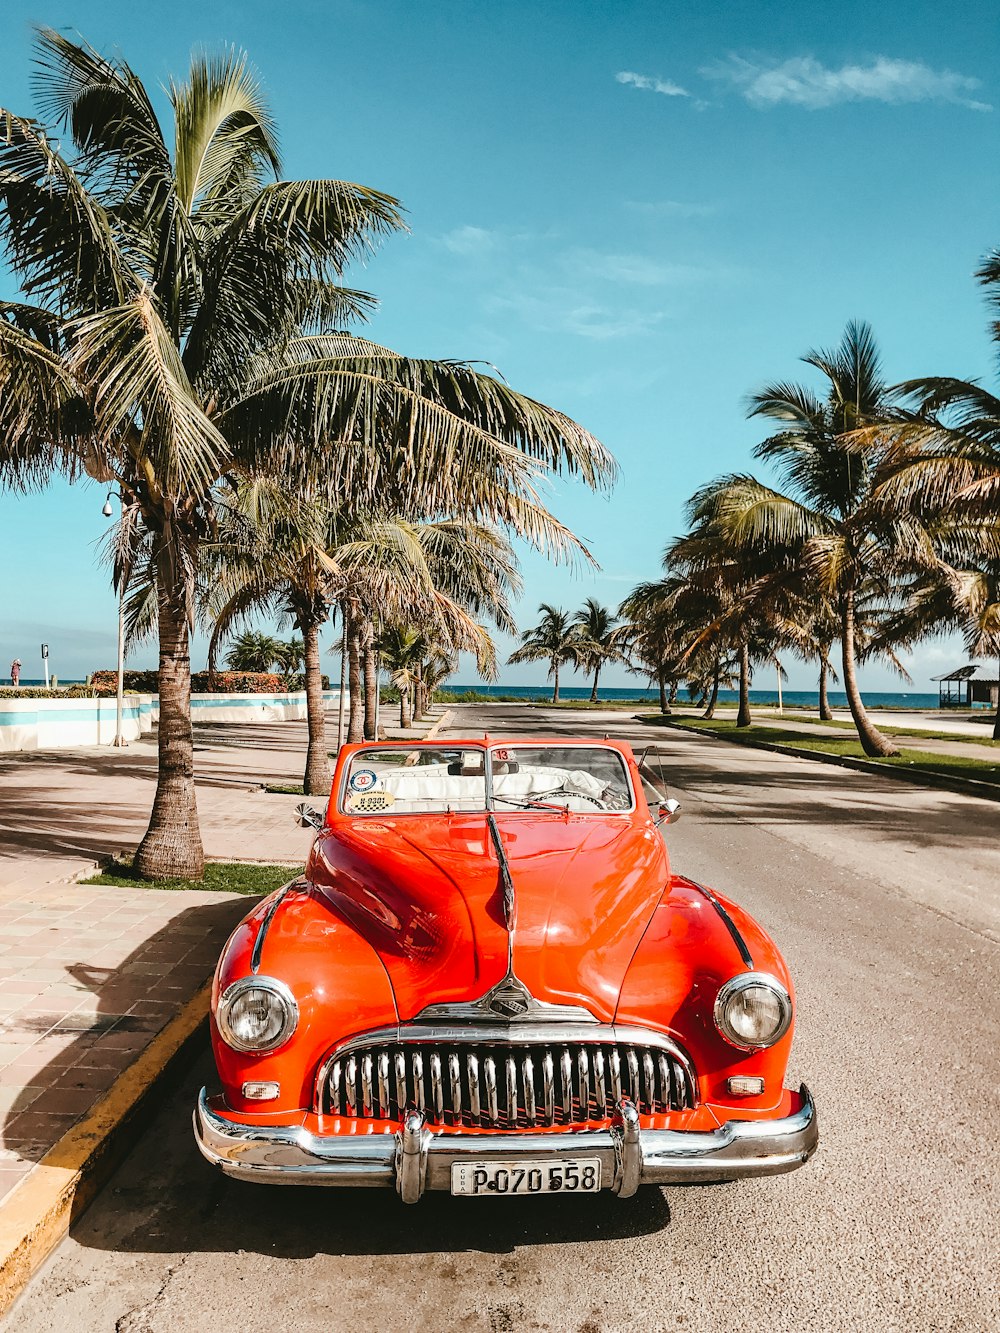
[102,492,128,747]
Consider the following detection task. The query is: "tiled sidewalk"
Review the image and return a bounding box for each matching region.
[0,705,444,1205]
[0,883,251,1202]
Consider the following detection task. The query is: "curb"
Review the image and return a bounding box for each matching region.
[0,979,212,1316]
[640,717,1000,803]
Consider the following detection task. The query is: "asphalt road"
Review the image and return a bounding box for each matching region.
[9,705,1000,1333]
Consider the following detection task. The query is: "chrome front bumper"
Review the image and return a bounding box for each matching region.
[194,1085,817,1201]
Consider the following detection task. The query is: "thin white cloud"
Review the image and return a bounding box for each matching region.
[703,54,992,112]
[616,70,690,98]
[440,225,498,255]
[567,248,712,286]
[625,199,718,219]
[489,290,664,341]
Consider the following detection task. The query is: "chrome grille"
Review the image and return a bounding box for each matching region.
[322,1038,695,1127]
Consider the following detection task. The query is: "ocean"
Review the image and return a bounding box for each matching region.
[444,684,946,710]
[8,678,954,711]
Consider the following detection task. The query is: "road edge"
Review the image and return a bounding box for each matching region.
[641,717,1000,803]
[0,979,212,1317]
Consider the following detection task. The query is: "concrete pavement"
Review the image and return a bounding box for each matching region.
[8,703,999,1332]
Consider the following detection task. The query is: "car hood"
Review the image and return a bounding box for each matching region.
[309,813,669,1024]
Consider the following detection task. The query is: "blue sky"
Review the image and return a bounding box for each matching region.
[1,0,998,690]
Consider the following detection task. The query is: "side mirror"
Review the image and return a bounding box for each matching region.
[655,798,681,826]
[295,802,323,831]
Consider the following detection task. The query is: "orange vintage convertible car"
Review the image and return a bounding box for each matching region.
[194,738,817,1201]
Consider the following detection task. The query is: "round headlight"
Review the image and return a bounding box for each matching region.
[713,973,792,1050]
[216,977,298,1053]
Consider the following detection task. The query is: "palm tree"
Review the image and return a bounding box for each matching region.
[224,632,283,673]
[208,503,519,786]
[616,581,688,713]
[692,321,934,756]
[572,599,624,702]
[508,604,582,703]
[274,637,305,682]
[377,625,425,727]
[0,34,614,874]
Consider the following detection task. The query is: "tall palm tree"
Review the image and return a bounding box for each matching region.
[572,599,624,702]
[694,321,931,756]
[0,34,614,875]
[508,604,582,703]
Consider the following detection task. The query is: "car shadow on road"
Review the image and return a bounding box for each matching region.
[62,1040,672,1258]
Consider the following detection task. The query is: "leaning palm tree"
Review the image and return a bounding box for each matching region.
[695,321,928,756]
[572,599,624,702]
[508,604,582,703]
[0,33,614,876]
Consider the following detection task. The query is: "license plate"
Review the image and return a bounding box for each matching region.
[451,1158,601,1196]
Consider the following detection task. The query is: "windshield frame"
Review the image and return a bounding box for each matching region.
[335,742,637,817]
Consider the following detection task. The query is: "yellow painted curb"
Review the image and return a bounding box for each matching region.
[0,978,213,1316]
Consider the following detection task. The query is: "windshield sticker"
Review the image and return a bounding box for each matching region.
[494,748,512,761]
[349,769,380,793]
[348,790,396,813]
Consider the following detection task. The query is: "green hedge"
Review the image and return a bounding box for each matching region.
[0,685,100,699]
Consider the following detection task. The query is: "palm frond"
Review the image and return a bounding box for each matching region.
[171,47,280,215]
[70,289,229,498]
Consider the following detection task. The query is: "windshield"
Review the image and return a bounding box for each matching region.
[340,744,634,816]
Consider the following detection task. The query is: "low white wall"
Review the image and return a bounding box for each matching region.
[0,690,340,752]
[0,695,155,752]
[184,689,339,725]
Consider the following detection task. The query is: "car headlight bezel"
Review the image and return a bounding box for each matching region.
[216,976,299,1054]
[713,972,792,1051]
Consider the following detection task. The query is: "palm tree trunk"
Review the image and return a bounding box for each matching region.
[345,602,365,744]
[668,680,678,707]
[413,665,425,722]
[818,650,833,722]
[992,665,999,741]
[362,621,378,741]
[736,643,751,728]
[134,568,203,880]
[302,618,331,796]
[841,590,898,756]
[552,661,560,705]
[703,656,720,719]
[657,666,669,715]
[400,681,413,728]
[590,664,600,704]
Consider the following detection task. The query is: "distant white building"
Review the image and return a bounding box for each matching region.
[931,664,999,709]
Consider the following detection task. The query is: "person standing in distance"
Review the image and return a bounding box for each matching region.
[10,658,21,686]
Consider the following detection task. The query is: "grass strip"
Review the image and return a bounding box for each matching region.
[646,716,1000,788]
[81,860,301,894]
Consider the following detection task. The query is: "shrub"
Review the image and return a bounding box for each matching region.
[88,669,320,695]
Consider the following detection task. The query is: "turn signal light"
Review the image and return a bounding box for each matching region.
[727,1076,765,1097]
[242,1080,280,1101]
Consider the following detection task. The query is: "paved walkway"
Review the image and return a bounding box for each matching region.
[0,705,442,1205]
